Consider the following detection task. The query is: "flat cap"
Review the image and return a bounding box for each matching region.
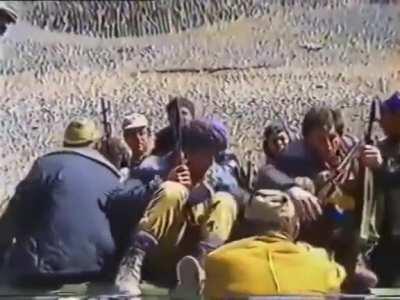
[64,118,101,146]
[122,113,148,131]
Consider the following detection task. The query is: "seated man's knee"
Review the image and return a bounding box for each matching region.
[158,181,189,206]
[212,192,238,221]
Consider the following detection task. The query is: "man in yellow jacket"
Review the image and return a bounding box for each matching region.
[204,189,346,299]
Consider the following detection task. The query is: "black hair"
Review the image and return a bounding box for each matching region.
[166,97,195,117]
[302,106,336,138]
[331,108,345,136]
[263,122,285,141]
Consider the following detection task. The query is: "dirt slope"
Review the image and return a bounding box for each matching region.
[0,1,399,200]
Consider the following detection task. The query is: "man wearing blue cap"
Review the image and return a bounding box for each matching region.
[114,119,239,297]
[363,91,400,287]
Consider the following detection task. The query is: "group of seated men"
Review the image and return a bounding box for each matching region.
[0,92,399,298]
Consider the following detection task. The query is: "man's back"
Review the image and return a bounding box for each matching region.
[204,234,346,298]
[3,148,121,285]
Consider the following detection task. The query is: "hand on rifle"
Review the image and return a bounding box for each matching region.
[360,145,383,170]
[167,164,192,189]
[287,186,322,223]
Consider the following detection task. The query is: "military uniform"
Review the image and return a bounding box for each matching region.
[123,155,240,286]
[114,119,242,296]
[371,139,400,286]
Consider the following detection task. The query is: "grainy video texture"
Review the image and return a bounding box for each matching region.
[0,0,399,207]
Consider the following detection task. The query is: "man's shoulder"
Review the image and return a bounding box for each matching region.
[43,147,120,177]
[282,140,308,159]
[276,140,310,167]
[155,126,172,139]
[139,154,169,169]
[131,154,171,182]
[275,140,318,177]
[378,138,400,156]
[207,161,239,191]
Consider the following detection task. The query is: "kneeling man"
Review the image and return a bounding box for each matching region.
[204,188,346,298]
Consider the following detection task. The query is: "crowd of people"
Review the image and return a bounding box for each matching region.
[0,92,398,298]
[2,3,400,299]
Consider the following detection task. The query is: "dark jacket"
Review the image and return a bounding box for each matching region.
[376,139,400,240]
[275,140,323,179]
[256,140,316,191]
[105,177,161,259]
[254,164,297,191]
[132,153,240,196]
[370,139,400,287]
[152,126,175,157]
[130,154,172,185]
[266,136,359,190]
[1,147,122,285]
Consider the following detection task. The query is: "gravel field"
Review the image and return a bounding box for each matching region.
[0,0,400,203]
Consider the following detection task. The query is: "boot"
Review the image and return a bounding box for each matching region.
[351,260,378,294]
[115,246,145,296]
[171,241,213,299]
[343,255,378,294]
[115,231,157,296]
[171,255,205,299]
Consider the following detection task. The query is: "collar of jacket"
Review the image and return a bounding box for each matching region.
[44,147,121,178]
[255,231,292,243]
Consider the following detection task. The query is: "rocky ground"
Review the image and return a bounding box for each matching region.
[0,1,399,202]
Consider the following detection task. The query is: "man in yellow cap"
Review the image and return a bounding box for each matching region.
[203,188,346,299]
[63,117,102,146]
[0,118,122,287]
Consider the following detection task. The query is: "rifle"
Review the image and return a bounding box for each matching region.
[317,99,382,209]
[359,98,381,245]
[338,98,381,291]
[100,98,112,154]
[169,99,184,165]
[317,140,363,208]
[271,106,294,143]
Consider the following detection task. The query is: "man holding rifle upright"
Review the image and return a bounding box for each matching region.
[259,105,379,293]
[114,119,238,297]
[367,92,400,287]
